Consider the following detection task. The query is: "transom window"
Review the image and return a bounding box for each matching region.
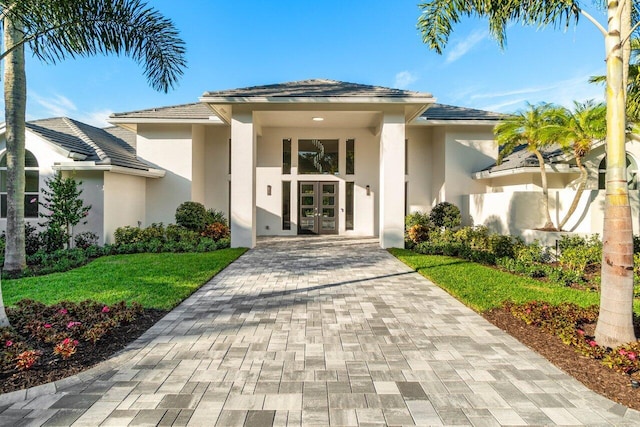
[298,139,339,174]
[0,150,39,218]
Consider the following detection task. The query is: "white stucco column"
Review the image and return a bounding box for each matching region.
[230,111,256,248]
[379,112,406,248]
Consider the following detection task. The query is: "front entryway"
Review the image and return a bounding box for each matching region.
[298,181,338,235]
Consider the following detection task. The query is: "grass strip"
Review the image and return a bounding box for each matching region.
[390,248,640,314]
[3,249,247,310]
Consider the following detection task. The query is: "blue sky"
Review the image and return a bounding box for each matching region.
[19,0,607,127]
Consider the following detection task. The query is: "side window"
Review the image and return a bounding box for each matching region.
[599,154,638,190]
[0,150,39,218]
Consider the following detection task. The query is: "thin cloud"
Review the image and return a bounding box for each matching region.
[445,29,489,63]
[31,92,77,118]
[29,92,112,127]
[394,71,418,89]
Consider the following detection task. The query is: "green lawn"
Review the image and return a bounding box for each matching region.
[2,249,247,310]
[390,248,640,314]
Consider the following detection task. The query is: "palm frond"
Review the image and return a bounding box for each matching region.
[3,0,186,92]
[418,0,579,54]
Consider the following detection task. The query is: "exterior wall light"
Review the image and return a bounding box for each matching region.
[366,185,370,196]
[267,185,272,196]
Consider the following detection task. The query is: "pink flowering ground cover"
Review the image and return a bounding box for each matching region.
[1,299,166,393]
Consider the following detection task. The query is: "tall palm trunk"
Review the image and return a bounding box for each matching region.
[595,0,637,348]
[558,155,588,231]
[0,278,7,327]
[533,149,556,230]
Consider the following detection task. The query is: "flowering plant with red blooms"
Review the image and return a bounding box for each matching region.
[53,337,79,359]
[15,350,41,370]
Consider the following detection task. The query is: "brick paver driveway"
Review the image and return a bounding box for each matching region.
[1,236,639,426]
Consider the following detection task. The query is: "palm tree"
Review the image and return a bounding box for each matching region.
[1,0,185,276]
[590,38,640,122]
[555,101,607,230]
[418,0,637,347]
[0,0,185,326]
[494,102,564,230]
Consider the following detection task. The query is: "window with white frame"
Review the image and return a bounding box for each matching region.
[0,150,39,218]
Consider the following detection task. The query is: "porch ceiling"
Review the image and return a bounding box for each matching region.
[254,110,381,128]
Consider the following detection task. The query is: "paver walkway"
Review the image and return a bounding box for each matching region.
[1,236,640,426]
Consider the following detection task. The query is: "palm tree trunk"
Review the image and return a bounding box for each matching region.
[3,16,27,275]
[558,156,588,231]
[595,0,637,348]
[0,278,8,327]
[534,149,556,230]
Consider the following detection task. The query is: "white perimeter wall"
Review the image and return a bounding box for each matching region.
[469,189,640,242]
[257,127,379,237]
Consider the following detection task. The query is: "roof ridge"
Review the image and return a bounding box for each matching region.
[62,117,110,163]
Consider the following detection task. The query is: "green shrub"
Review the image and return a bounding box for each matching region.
[166,224,200,243]
[114,226,143,245]
[74,231,99,249]
[488,234,517,259]
[38,225,66,253]
[559,235,602,271]
[205,209,228,227]
[453,226,490,250]
[515,241,550,264]
[141,223,166,242]
[175,201,207,231]
[429,202,461,229]
[24,223,41,255]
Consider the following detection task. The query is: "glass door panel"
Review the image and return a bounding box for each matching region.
[298,181,338,235]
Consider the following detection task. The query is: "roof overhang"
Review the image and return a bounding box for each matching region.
[473,165,580,180]
[412,118,501,127]
[53,161,165,178]
[198,96,436,125]
[108,117,224,129]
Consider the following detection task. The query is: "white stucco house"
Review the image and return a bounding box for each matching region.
[3,79,635,247]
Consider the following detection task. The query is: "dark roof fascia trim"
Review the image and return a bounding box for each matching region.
[473,165,579,180]
[199,96,435,104]
[107,118,224,125]
[413,119,501,126]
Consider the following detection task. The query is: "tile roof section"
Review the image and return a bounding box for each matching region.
[480,144,566,173]
[110,102,213,120]
[202,79,432,98]
[422,103,505,121]
[26,117,152,171]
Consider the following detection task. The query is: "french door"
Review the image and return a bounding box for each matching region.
[298,181,338,235]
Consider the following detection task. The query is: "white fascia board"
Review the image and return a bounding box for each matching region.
[472,166,579,180]
[53,162,165,178]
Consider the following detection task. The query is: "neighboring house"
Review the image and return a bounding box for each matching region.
[10,78,627,248]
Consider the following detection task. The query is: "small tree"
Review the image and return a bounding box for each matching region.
[39,172,91,249]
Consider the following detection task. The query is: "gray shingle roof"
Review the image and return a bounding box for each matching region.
[110,102,213,120]
[26,117,153,171]
[202,79,432,98]
[480,144,566,174]
[421,103,505,121]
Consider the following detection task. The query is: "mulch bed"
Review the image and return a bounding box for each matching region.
[0,308,167,394]
[484,308,640,411]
